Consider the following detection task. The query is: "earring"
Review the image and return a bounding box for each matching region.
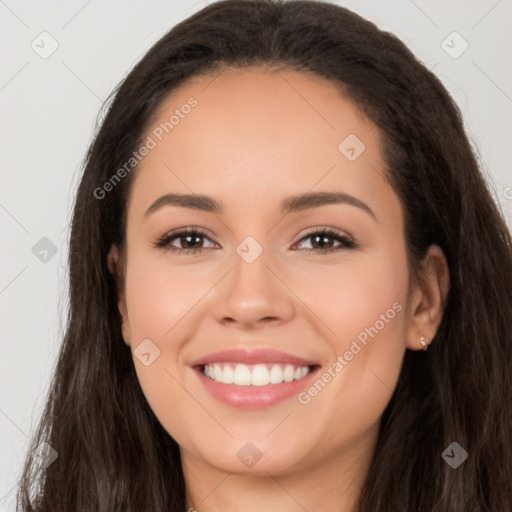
[419,336,428,351]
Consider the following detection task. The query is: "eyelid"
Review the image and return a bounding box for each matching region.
[161,226,215,240]
[296,225,353,240]
[168,225,212,234]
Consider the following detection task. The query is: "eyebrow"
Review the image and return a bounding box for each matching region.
[144,191,376,220]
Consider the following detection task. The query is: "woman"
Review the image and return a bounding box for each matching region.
[17,0,512,510]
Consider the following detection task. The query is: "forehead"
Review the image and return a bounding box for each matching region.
[127,66,399,224]
[149,66,368,153]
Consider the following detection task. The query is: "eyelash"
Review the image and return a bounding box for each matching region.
[153,227,356,256]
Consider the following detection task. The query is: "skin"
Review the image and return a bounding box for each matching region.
[108,66,449,512]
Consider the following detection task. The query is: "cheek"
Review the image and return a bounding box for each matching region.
[294,249,408,350]
[122,252,213,435]
[292,251,408,429]
[122,258,195,446]
[124,253,208,342]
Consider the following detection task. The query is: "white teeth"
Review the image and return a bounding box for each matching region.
[222,365,234,384]
[269,364,284,384]
[202,362,311,386]
[283,364,295,383]
[233,364,252,386]
[213,363,222,382]
[251,364,269,386]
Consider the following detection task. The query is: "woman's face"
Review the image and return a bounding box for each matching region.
[109,66,433,476]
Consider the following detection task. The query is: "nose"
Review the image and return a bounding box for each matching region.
[211,246,295,329]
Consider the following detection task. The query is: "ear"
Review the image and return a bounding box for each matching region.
[405,244,450,351]
[107,245,131,346]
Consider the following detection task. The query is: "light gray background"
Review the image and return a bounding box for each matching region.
[1,0,511,507]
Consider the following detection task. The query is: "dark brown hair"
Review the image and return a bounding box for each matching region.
[17,1,512,510]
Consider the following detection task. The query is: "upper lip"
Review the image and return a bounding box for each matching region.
[190,348,318,367]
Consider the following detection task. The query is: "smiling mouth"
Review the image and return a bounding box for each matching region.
[197,362,319,386]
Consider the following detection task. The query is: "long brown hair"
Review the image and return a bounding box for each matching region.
[17,1,512,510]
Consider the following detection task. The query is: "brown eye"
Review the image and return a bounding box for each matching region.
[294,229,355,255]
[154,228,217,254]
[175,233,204,249]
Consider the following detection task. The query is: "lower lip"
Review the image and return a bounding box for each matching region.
[194,366,319,409]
